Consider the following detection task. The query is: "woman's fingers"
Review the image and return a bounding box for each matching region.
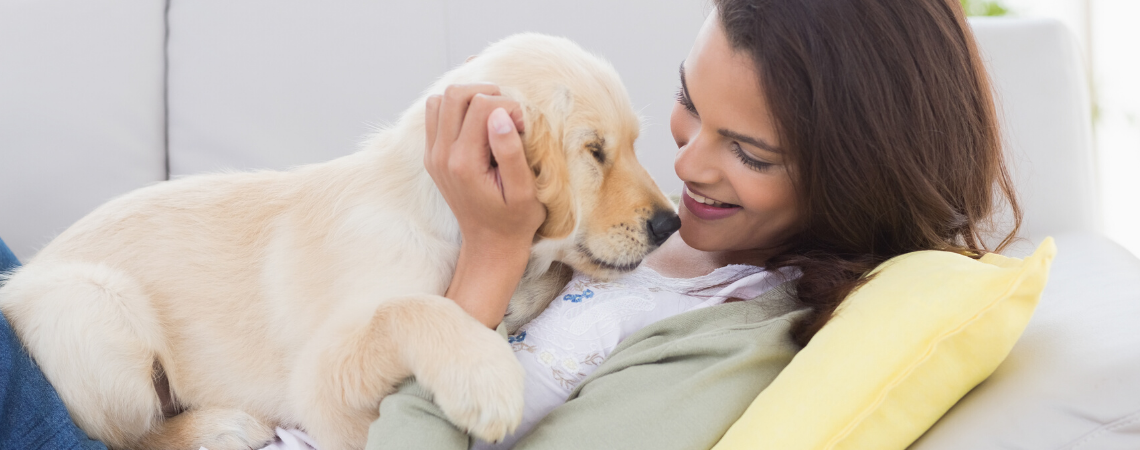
[452,94,527,174]
[487,108,538,205]
[422,84,542,241]
[436,84,501,151]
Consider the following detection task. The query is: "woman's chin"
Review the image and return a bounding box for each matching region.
[677,223,728,252]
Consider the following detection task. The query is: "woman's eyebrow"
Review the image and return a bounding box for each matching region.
[719,128,782,154]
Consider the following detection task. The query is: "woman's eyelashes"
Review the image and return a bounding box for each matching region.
[675,87,698,116]
[675,86,771,172]
[731,143,774,171]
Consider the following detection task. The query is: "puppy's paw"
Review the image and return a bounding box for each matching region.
[145,408,277,450]
[197,411,277,450]
[421,326,525,443]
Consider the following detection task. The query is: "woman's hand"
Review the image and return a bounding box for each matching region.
[424,84,546,328]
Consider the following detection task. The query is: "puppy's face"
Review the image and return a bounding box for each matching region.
[465,34,679,280]
[535,117,679,280]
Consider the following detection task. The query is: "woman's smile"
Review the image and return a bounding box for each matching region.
[681,185,742,221]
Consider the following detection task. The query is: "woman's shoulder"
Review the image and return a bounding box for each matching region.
[657,276,804,330]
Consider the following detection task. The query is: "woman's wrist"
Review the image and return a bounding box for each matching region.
[445,239,532,328]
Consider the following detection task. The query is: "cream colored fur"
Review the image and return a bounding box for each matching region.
[0,33,674,450]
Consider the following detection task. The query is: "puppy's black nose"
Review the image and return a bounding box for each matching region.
[646,209,681,247]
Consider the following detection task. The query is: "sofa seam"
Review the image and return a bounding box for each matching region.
[162,0,171,181]
[1058,409,1140,450]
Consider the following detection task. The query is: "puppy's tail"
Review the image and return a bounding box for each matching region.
[0,261,166,448]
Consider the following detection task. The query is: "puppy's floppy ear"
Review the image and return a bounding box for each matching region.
[523,107,575,239]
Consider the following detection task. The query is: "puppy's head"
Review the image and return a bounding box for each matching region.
[450,34,679,280]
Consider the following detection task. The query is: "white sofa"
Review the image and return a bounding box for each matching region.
[1,2,1137,448]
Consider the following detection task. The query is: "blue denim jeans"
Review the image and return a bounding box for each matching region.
[0,238,17,274]
[0,237,107,449]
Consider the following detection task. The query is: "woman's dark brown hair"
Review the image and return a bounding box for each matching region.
[713,0,1021,345]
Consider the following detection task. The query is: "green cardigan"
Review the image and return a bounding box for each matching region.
[366,282,808,450]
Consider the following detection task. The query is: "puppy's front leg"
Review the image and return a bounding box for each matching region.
[292,294,523,450]
[502,261,573,334]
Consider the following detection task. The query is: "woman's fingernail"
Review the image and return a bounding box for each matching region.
[490,108,514,134]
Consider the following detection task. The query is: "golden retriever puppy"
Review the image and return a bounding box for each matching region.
[0,33,678,450]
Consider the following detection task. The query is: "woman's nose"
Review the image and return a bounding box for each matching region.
[674,129,721,185]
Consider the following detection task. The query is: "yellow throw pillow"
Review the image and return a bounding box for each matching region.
[712,238,1056,450]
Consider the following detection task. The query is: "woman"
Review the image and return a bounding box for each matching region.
[368,0,1019,449]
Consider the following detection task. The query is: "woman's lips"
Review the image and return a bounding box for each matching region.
[681,186,741,221]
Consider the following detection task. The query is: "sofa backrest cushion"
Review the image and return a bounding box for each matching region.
[162,0,705,198]
[0,1,167,261]
[970,18,1100,254]
[0,6,1100,263]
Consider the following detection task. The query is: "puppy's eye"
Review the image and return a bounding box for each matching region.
[591,149,605,164]
[586,142,605,164]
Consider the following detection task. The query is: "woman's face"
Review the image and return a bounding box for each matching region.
[670,14,800,256]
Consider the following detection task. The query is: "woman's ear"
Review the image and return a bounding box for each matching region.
[524,108,576,240]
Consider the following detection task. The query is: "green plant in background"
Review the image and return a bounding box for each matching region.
[961,0,1012,17]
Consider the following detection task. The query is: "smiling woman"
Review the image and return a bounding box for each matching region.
[709,0,1022,344]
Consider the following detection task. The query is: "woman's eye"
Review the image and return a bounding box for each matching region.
[675,87,698,116]
[731,142,773,171]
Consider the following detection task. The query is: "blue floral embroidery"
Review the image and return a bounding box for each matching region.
[508,331,527,343]
[562,288,595,303]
